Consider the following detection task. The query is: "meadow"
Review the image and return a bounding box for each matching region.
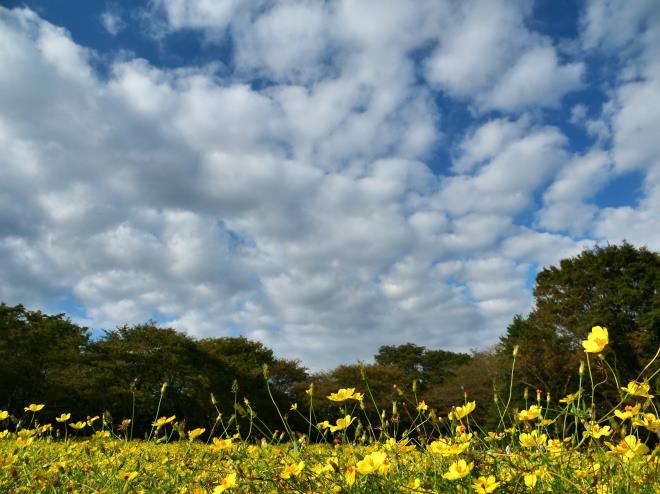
[1,326,658,493]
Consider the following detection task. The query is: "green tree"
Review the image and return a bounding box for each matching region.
[374,343,471,388]
[0,303,89,415]
[499,242,660,404]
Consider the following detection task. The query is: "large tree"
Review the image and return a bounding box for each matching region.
[500,242,659,400]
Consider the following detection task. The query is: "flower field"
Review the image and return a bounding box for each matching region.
[1,327,659,493]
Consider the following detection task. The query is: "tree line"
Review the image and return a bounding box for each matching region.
[1,242,657,437]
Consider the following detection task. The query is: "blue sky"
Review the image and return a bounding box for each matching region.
[1,1,659,370]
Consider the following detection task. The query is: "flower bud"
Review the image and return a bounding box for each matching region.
[161,382,168,395]
[524,388,529,401]
[579,361,585,376]
[513,345,519,357]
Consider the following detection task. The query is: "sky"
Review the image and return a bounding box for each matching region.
[1,1,659,371]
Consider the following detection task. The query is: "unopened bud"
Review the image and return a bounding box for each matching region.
[524,388,529,401]
[161,382,168,394]
[536,389,542,402]
[579,361,585,376]
[412,380,417,393]
[392,401,398,416]
[211,393,217,406]
[262,363,270,379]
[513,345,519,357]
[546,392,551,403]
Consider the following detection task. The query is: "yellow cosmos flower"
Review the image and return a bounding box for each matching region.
[86,415,100,426]
[582,326,608,353]
[448,401,476,420]
[118,471,139,482]
[442,459,473,480]
[517,405,542,421]
[345,465,356,487]
[472,475,500,494]
[486,432,505,441]
[0,430,9,439]
[69,421,87,430]
[290,403,298,411]
[614,403,641,421]
[519,430,547,449]
[188,428,206,441]
[317,420,331,430]
[576,463,600,479]
[632,413,660,432]
[55,413,71,423]
[583,423,612,438]
[559,391,581,404]
[356,451,389,475]
[24,404,45,413]
[280,461,305,479]
[620,381,654,398]
[327,388,362,402]
[152,415,176,428]
[0,410,9,421]
[211,437,234,451]
[428,438,469,456]
[605,435,650,461]
[417,400,428,412]
[329,415,355,433]
[213,472,237,493]
[524,472,538,489]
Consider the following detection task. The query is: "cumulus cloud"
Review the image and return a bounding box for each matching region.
[0,2,658,370]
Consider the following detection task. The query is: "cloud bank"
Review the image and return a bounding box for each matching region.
[1,1,659,370]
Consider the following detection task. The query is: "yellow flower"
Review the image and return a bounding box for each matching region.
[605,435,650,461]
[0,410,9,421]
[329,415,355,433]
[620,381,654,399]
[443,459,473,480]
[576,463,600,479]
[69,421,87,430]
[559,391,582,403]
[472,475,500,494]
[614,403,641,421]
[213,472,237,493]
[582,326,608,353]
[345,465,356,487]
[356,451,389,475]
[632,413,660,432]
[118,471,139,482]
[486,432,505,442]
[188,428,206,441]
[290,403,298,411]
[448,401,476,420]
[211,437,234,451]
[56,413,71,423]
[24,404,45,413]
[417,400,428,412]
[524,473,538,489]
[280,461,305,479]
[519,430,547,449]
[86,415,100,426]
[317,420,331,430]
[152,415,176,428]
[428,438,469,456]
[583,423,612,438]
[517,405,542,421]
[327,388,362,402]
[0,430,9,439]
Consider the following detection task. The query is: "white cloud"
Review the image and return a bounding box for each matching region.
[100,8,125,35]
[481,45,584,111]
[0,3,658,371]
[537,150,613,234]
